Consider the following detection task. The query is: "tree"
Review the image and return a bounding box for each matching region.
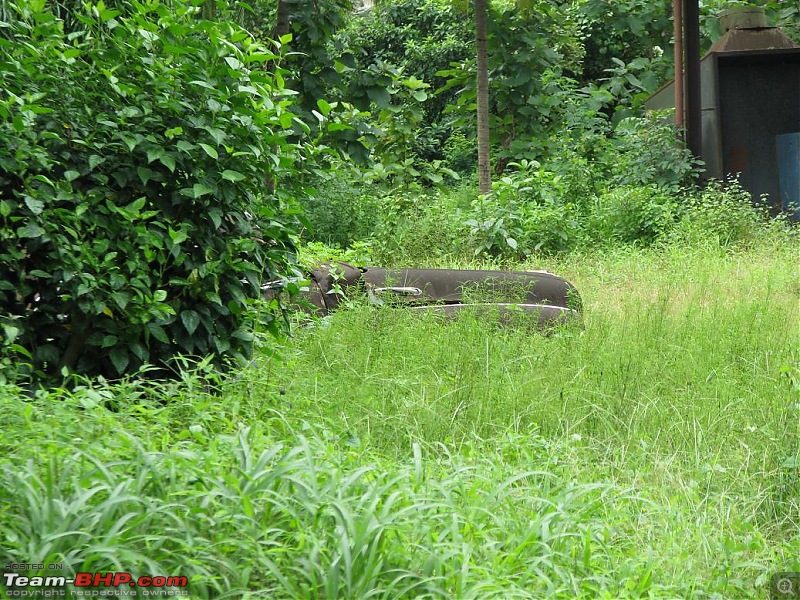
[435,0,587,179]
[0,0,308,379]
[276,0,290,37]
[475,0,491,194]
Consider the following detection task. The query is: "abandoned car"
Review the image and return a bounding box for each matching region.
[283,263,582,329]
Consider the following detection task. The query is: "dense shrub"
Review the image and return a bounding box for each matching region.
[589,185,678,246]
[299,175,381,248]
[0,1,307,379]
[464,162,581,259]
[370,188,470,265]
[607,114,703,193]
[456,114,701,256]
[671,178,789,248]
[442,131,479,176]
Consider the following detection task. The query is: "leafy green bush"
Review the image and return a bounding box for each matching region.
[442,130,478,176]
[541,109,700,203]
[369,188,470,265]
[589,185,678,246]
[671,178,786,248]
[299,175,381,248]
[464,161,580,258]
[0,1,306,379]
[607,114,703,194]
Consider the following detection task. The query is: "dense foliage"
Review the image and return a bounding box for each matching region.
[0,0,798,597]
[1,0,796,380]
[0,1,310,379]
[2,241,797,597]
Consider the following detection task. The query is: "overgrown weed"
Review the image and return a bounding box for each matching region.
[1,238,797,598]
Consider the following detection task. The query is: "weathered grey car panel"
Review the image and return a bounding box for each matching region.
[294,263,582,329]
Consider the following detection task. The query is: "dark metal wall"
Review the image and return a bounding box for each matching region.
[716,50,800,214]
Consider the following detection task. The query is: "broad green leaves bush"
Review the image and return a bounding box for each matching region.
[671,178,791,248]
[369,188,470,264]
[300,175,381,248]
[0,0,307,379]
[608,114,703,193]
[590,186,678,245]
[466,162,579,258]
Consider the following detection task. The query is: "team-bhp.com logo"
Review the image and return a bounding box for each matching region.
[3,568,189,597]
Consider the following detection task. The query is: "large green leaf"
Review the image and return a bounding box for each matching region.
[221,169,245,182]
[181,310,201,335]
[17,223,44,238]
[146,323,170,345]
[198,143,218,160]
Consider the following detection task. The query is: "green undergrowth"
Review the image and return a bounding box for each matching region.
[1,240,798,598]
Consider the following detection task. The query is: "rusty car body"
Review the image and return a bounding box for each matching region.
[295,263,582,329]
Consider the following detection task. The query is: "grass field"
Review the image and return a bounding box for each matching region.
[1,239,798,598]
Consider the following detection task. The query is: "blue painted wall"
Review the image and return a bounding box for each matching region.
[777,132,800,221]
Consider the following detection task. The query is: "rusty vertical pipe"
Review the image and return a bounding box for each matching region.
[683,0,702,160]
[673,0,684,135]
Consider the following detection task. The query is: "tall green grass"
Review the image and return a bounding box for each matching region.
[273,244,797,469]
[1,239,798,598]
[256,240,800,593]
[0,385,674,598]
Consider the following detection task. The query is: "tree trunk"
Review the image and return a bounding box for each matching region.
[475,0,491,195]
[202,0,216,20]
[276,0,290,38]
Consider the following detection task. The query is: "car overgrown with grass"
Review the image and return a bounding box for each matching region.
[275,263,582,330]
